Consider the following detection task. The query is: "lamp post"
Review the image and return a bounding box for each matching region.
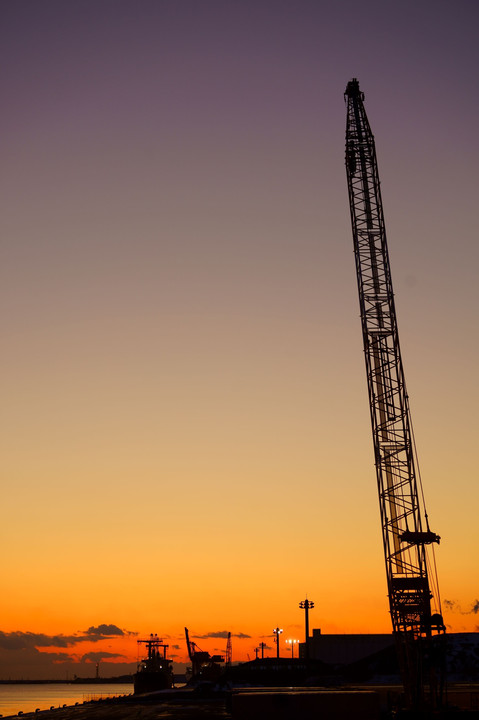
[285,639,299,658]
[299,598,314,660]
[259,641,266,659]
[272,627,283,659]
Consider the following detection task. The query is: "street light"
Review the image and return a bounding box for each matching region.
[285,639,299,658]
[272,627,283,659]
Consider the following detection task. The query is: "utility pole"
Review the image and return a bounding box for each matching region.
[299,598,314,660]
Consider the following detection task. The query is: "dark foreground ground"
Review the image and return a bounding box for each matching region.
[5,694,230,720]
[4,684,479,720]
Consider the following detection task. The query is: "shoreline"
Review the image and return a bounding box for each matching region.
[1,688,230,720]
[2,684,479,720]
[0,680,133,686]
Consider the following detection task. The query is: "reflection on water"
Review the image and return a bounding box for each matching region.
[0,682,134,717]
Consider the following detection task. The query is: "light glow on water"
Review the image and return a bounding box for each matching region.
[0,683,133,718]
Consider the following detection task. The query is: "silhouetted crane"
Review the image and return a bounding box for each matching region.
[225,632,232,667]
[184,627,225,682]
[344,78,446,711]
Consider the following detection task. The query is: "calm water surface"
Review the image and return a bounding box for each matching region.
[0,683,133,717]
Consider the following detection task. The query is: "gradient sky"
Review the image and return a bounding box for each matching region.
[1,0,478,678]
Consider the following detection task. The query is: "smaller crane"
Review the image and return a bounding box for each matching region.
[184,627,225,681]
[225,632,232,667]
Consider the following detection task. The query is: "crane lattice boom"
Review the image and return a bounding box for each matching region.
[344,78,445,709]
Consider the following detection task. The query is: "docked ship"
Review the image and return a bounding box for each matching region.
[134,634,174,694]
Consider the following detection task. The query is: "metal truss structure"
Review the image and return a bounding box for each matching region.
[344,78,445,709]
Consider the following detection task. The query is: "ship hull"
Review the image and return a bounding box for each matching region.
[133,669,173,694]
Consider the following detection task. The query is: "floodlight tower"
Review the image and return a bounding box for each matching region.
[299,598,314,660]
[272,627,283,659]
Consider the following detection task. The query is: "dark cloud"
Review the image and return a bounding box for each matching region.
[172,644,181,650]
[80,651,125,663]
[0,646,73,680]
[0,644,137,680]
[0,632,78,650]
[38,651,73,664]
[0,624,137,652]
[0,626,145,680]
[193,631,229,639]
[193,631,251,640]
[84,624,130,639]
[445,598,479,615]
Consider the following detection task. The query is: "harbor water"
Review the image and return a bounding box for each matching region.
[0,683,133,718]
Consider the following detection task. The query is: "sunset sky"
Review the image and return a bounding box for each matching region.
[1,0,478,679]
